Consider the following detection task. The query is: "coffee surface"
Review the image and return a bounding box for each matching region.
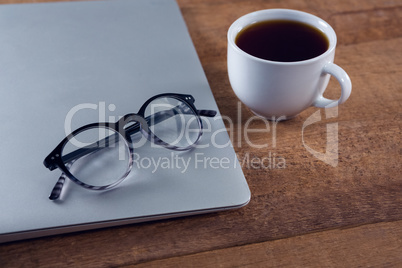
[235,20,329,62]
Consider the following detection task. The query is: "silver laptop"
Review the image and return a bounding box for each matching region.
[0,0,250,243]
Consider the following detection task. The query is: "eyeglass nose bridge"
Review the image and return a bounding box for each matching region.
[118,113,174,149]
[118,113,151,140]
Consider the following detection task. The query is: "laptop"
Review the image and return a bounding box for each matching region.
[0,0,250,243]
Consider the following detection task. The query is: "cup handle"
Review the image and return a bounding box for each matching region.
[313,62,352,108]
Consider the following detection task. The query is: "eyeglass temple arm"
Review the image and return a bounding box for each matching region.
[49,174,66,200]
[124,107,216,137]
[197,109,217,117]
[49,161,75,200]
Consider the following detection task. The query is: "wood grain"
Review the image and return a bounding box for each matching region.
[132,220,402,268]
[0,0,401,267]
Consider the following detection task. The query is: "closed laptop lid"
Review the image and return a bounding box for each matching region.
[0,0,250,243]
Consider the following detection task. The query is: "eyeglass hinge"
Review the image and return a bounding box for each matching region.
[43,154,59,171]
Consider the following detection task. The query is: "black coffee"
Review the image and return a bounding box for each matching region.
[235,20,329,62]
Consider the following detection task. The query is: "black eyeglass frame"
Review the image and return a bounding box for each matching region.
[43,93,216,200]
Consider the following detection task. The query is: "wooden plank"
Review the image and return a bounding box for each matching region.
[132,220,402,268]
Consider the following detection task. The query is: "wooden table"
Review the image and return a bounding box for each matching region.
[1,0,401,266]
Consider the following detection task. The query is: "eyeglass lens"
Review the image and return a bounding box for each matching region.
[145,97,201,148]
[61,127,131,187]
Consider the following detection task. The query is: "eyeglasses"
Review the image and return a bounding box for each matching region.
[43,93,216,201]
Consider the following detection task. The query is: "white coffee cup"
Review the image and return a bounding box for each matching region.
[227,9,352,120]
